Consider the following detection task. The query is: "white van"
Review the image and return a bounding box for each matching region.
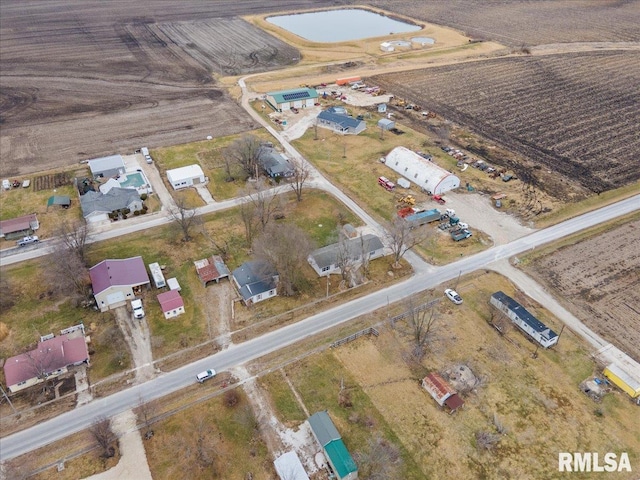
[141,147,153,164]
[196,369,216,383]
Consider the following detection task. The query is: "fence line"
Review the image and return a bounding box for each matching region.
[330,327,379,349]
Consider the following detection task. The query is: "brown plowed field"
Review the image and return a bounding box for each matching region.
[0,0,332,176]
[527,218,640,363]
[372,51,640,194]
[369,0,640,46]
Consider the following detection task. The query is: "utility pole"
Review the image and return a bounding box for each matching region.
[454,269,462,290]
[0,384,16,414]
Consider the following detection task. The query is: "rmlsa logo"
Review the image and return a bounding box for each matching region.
[559,452,631,472]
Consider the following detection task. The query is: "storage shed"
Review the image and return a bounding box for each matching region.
[422,373,465,413]
[194,255,230,286]
[385,146,459,194]
[603,364,640,398]
[378,118,395,130]
[157,290,185,319]
[166,165,205,190]
[265,88,318,112]
[47,195,71,209]
[308,411,358,480]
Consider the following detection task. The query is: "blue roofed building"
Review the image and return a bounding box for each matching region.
[265,88,318,112]
[308,411,358,480]
[232,261,278,305]
[489,291,559,348]
[317,109,366,135]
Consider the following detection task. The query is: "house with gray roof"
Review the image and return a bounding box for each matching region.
[308,411,358,480]
[87,154,125,179]
[308,234,384,277]
[260,148,295,178]
[232,261,278,305]
[80,187,142,223]
[317,109,366,135]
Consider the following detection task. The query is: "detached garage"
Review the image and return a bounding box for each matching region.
[166,165,205,190]
[265,88,318,112]
[385,146,460,195]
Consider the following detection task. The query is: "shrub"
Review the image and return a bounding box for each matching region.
[140,193,148,201]
[133,210,140,216]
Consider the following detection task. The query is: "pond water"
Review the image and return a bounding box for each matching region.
[412,36,435,45]
[267,8,421,43]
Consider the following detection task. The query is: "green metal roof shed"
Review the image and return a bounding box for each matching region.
[308,411,358,480]
[47,195,71,208]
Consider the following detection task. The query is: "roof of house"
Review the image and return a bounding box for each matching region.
[157,290,184,313]
[422,372,456,403]
[89,256,150,295]
[324,439,358,478]
[98,178,121,195]
[232,261,277,301]
[260,149,294,177]
[87,154,125,176]
[47,195,71,207]
[166,164,204,182]
[491,291,558,339]
[267,88,318,104]
[317,110,364,130]
[80,187,141,217]
[4,335,89,387]
[194,255,230,284]
[326,106,347,115]
[308,411,341,446]
[309,234,383,270]
[0,214,38,235]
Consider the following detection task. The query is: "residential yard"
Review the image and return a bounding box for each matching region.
[260,271,640,479]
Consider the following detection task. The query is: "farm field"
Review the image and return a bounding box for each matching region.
[525,217,640,364]
[371,51,640,196]
[371,0,640,47]
[0,0,321,177]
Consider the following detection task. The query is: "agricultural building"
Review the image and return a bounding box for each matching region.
[378,118,395,130]
[489,291,559,348]
[166,165,205,190]
[274,451,309,480]
[0,213,39,239]
[385,146,460,195]
[47,195,71,209]
[194,255,230,286]
[603,364,640,399]
[317,109,366,135]
[232,261,278,305]
[265,88,318,112]
[87,154,125,179]
[308,411,358,480]
[157,290,185,320]
[422,373,465,413]
[90,257,150,312]
[4,329,89,393]
[307,234,384,277]
[79,188,142,223]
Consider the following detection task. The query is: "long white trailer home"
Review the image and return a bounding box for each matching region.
[490,291,559,348]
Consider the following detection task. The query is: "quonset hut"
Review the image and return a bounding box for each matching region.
[384,147,459,195]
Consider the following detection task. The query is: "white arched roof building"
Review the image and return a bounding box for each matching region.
[385,146,460,195]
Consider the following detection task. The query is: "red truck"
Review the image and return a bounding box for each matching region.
[378,176,395,191]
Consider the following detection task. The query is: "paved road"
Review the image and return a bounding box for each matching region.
[1,194,638,461]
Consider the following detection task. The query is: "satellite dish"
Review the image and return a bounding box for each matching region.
[206,135,213,140]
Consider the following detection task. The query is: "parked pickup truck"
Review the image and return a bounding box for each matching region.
[17,236,39,247]
[451,228,473,241]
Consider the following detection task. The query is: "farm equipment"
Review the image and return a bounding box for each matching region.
[396,194,416,206]
[404,208,441,228]
[378,176,395,191]
[451,228,473,241]
[432,194,446,204]
[397,206,421,218]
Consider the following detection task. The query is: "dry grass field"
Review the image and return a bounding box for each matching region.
[525,217,640,364]
[0,0,333,177]
[370,0,640,46]
[371,51,640,196]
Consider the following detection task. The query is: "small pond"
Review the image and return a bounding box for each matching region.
[412,36,435,45]
[266,8,421,43]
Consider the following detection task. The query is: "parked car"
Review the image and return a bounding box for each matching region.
[17,235,39,247]
[445,288,463,305]
[131,299,145,319]
[196,369,216,383]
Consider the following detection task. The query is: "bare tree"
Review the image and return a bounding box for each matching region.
[252,223,315,296]
[359,233,372,279]
[90,417,116,458]
[137,395,157,440]
[46,220,92,301]
[385,217,425,268]
[475,430,501,451]
[404,295,439,360]
[0,275,15,313]
[354,435,403,480]
[170,195,201,242]
[191,418,219,472]
[335,230,353,282]
[289,157,310,202]
[55,219,91,264]
[23,347,58,394]
[224,134,264,179]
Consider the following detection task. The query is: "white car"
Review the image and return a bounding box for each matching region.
[196,369,216,383]
[131,299,145,319]
[17,235,39,247]
[445,288,463,305]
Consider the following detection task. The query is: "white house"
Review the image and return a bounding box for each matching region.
[232,261,278,306]
[157,290,185,319]
[308,234,385,277]
[490,291,559,348]
[166,165,206,190]
[385,146,460,195]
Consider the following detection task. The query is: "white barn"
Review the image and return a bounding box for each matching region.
[166,165,205,190]
[385,146,460,195]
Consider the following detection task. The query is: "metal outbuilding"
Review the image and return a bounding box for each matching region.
[385,146,459,195]
[603,364,640,398]
[166,165,205,190]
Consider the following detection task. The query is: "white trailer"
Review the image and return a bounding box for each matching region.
[148,262,166,289]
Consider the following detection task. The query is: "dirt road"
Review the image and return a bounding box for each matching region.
[113,308,156,384]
